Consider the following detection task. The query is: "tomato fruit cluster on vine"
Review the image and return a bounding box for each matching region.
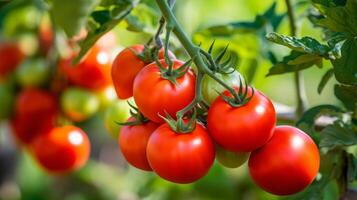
[0,26,125,174]
[113,44,320,196]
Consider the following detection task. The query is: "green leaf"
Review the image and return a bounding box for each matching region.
[311,0,357,36]
[266,32,332,57]
[318,68,334,94]
[347,153,357,182]
[296,104,342,144]
[51,0,99,37]
[124,3,159,33]
[74,0,138,63]
[320,123,357,149]
[267,51,322,76]
[334,84,357,111]
[198,2,284,36]
[331,38,357,85]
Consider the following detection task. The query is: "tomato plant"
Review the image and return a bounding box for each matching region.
[30,125,90,174]
[249,126,320,195]
[207,87,276,152]
[119,117,159,171]
[146,122,215,183]
[133,59,196,123]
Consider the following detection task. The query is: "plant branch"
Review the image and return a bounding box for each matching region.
[285,0,308,118]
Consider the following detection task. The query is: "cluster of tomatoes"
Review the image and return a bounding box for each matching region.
[0,26,120,174]
[112,44,320,195]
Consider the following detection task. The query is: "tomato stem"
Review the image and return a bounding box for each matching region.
[285,0,308,118]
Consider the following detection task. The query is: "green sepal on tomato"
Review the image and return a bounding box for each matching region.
[207,87,276,152]
[248,125,320,195]
[104,99,131,138]
[60,87,99,122]
[133,59,195,123]
[146,122,215,184]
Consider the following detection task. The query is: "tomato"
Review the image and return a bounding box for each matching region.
[207,87,276,152]
[59,44,112,90]
[104,100,131,138]
[97,85,117,110]
[201,71,242,105]
[38,19,54,55]
[146,122,215,183]
[11,88,58,144]
[248,126,320,195]
[16,58,50,87]
[119,117,159,171]
[112,45,175,99]
[0,83,15,120]
[60,87,99,122]
[216,145,249,168]
[133,59,195,123]
[31,125,90,174]
[0,42,24,78]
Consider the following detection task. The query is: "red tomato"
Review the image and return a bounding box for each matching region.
[118,117,159,171]
[31,125,90,174]
[0,42,24,78]
[38,20,54,55]
[11,89,58,144]
[133,59,195,123]
[207,87,276,152]
[112,45,175,99]
[146,122,215,184]
[59,45,112,90]
[112,45,145,99]
[249,126,320,195]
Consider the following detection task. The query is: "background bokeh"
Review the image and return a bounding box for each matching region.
[0,0,342,200]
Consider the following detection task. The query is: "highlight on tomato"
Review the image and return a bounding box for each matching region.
[248,125,320,195]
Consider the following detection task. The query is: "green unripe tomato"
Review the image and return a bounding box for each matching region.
[97,86,117,110]
[201,71,243,105]
[104,100,131,138]
[60,87,99,122]
[216,145,250,168]
[16,58,49,87]
[0,83,15,120]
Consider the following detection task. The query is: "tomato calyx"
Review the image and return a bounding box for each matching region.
[160,110,197,134]
[116,101,149,126]
[156,58,192,85]
[220,78,255,107]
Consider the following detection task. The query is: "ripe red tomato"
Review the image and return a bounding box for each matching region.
[118,117,159,171]
[248,126,320,195]
[133,59,195,123]
[59,45,112,90]
[11,89,58,144]
[146,122,215,183]
[31,125,90,174]
[112,45,175,99]
[0,42,24,78]
[207,87,276,152]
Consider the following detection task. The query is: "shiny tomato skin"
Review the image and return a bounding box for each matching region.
[133,59,195,123]
[11,88,58,144]
[119,117,159,171]
[112,46,175,99]
[31,125,90,174]
[0,42,24,78]
[248,126,320,195]
[207,87,276,152]
[59,45,112,90]
[112,45,146,99]
[146,123,215,184]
